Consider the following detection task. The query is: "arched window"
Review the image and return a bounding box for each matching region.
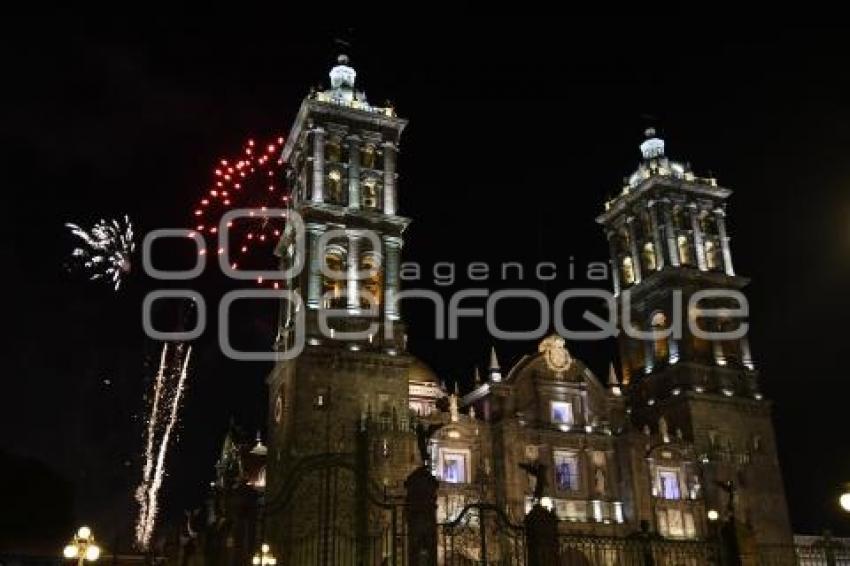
[361,177,379,209]
[705,240,720,271]
[622,256,635,285]
[327,169,344,204]
[360,252,383,309]
[651,311,669,362]
[322,246,347,309]
[677,235,692,265]
[642,242,657,272]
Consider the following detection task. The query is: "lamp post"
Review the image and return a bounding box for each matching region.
[839,484,850,513]
[63,526,101,565]
[252,543,277,565]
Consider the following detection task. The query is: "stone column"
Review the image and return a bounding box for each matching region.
[647,200,665,270]
[347,134,361,210]
[689,203,708,271]
[626,217,642,284]
[405,467,439,566]
[383,235,402,321]
[311,127,325,203]
[306,223,325,308]
[740,336,754,370]
[644,340,655,374]
[525,505,559,566]
[606,231,621,296]
[715,209,735,276]
[383,141,397,215]
[662,200,681,267]
[347,234,361,311]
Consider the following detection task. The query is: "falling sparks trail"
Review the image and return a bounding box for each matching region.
[134,343,192,550]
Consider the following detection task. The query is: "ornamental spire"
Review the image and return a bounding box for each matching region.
[488,346,502,382]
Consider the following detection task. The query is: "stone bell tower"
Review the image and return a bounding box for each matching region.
[596,129,793,545]
[264,55,417,555]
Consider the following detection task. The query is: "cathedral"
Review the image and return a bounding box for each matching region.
[187,56,795,566]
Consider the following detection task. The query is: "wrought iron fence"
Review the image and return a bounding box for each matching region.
[558,534,720,566]
[439,503,526,566]
[753,543,850,566]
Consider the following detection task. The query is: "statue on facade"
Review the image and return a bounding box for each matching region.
[595,467,606,494]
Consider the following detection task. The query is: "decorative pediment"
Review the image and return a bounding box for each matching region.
[538,335,573,375]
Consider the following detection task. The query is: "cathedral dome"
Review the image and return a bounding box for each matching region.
[408,357,439,383]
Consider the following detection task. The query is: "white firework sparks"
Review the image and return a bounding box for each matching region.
[66,215,135,290]
[134,343,192,550]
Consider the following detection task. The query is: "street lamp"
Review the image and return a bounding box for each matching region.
[707,509,720,522]
[63,526,101,564]
[252,543,277,565]
[839,484,850,513]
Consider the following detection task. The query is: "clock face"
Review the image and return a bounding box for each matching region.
[274,394,283,424]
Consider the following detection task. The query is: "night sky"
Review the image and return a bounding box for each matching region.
[3,8,849,551]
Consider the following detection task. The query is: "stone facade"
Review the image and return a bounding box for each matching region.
[197,60,793,563]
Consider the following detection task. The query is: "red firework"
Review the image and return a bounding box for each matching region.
[191,135,290,287]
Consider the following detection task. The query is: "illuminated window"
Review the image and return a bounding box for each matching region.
[551,401,574,425]
[440,449,468,484]
[677,235,692,265]
[656,468,681,500]
[705,240,720,270]
[361,177,379,209]
[327,169,344,204]
[553,451,579,491]
[360,252,383,309]
[622,256,635,284]
[642,242,657,271]
[322,247,347,308]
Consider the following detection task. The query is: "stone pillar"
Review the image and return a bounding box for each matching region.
[668,336,680,364]
[347,234,361,311]
[606,231,621,296]
[383,141,397,215]
[311,127,325,203]
[644,340,655,374]
[740,336,754,369]
[383,235,402,320]
[405,467,438,566]
[647,200,665,270]
[715,210,735,276]
[689,204,708,271]
[306,223,325,309]
[525,504,559,566]
[662,200,681,267]
[347,134,361,210]
[626,217,642,284]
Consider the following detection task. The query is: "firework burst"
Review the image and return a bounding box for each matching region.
[191,135,291,287]
[66,215,136,290]
[134,342,192,550]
